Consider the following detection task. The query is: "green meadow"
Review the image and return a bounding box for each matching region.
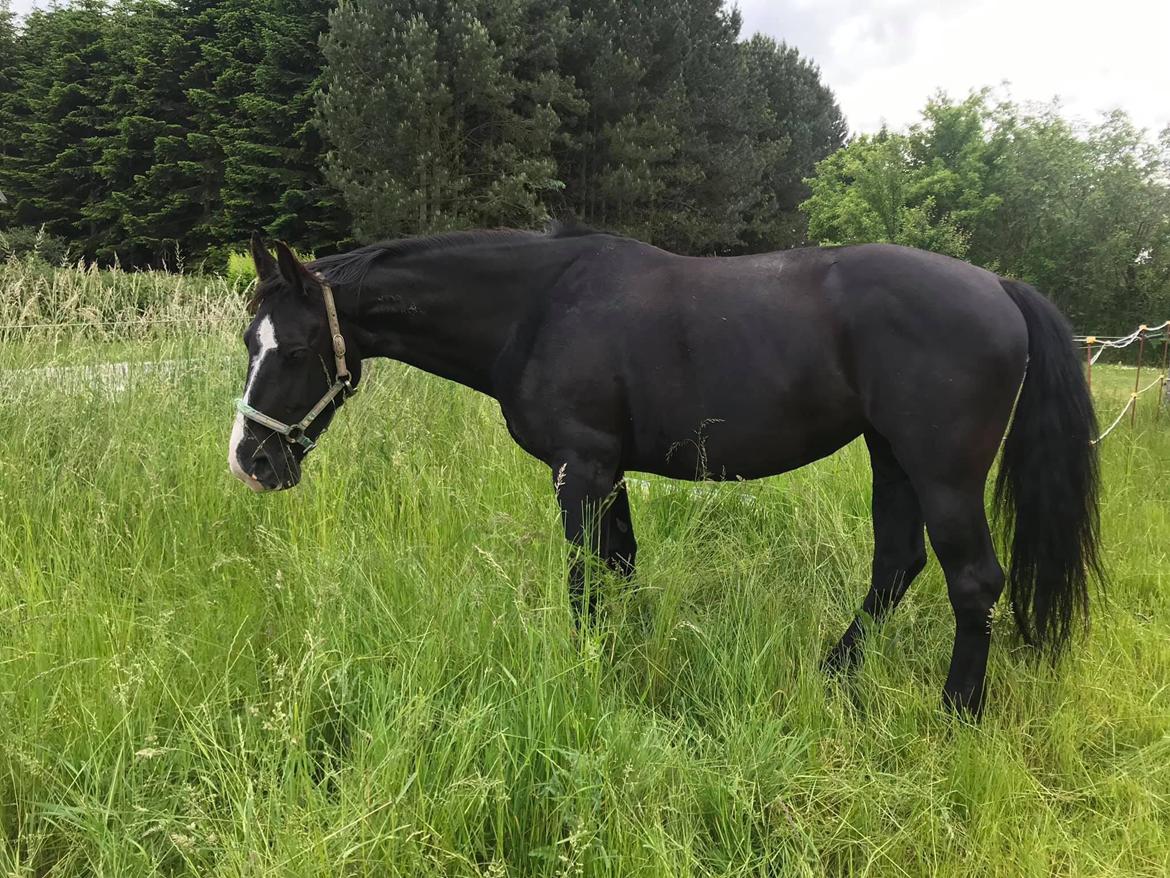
[1,262,1168,876]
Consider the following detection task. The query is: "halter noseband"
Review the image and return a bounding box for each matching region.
[235,272,354,451]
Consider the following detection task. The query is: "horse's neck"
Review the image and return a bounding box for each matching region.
[349,242,557,396]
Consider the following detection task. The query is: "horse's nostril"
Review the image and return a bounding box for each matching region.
[247,452,280,488]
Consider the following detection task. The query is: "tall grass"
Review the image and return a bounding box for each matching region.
[0,256,244,346]
[0,263,1167,876]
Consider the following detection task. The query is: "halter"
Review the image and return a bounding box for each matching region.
[235,272,354,451]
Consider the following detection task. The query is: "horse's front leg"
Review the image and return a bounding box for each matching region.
[551,449,632,622]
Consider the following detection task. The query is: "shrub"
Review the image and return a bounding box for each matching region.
[0,225,77,266]
[224,247,315,293]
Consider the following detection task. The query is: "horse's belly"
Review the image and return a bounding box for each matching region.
[625,400,864,481]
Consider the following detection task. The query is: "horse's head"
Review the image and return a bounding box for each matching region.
[228,234,361,492]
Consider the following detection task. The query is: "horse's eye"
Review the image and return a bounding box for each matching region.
[287,348,311,360]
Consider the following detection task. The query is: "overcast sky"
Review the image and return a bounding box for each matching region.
[9,0,1169,137]
[736,0,1169,136]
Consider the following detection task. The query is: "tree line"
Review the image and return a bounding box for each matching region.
[1,1,1166,332]
[0,0,845,267]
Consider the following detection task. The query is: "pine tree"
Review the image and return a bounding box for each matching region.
[97,0,267,266]
[86,0,202,266]
[4,0,850,264]
[83,0,347,266]
[447,0,579,228]
[4,1,117,252]
[319,0,577,241]
[739,34,847,251]
[0,0,24,222]
[553,0,780,253]
[181,0,267,261]
[320,3,452,240]
[215,0,349,256]
[82,0,164,263]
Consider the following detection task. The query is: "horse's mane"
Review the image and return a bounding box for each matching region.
[307,221,608,288]
[247,221,610,312]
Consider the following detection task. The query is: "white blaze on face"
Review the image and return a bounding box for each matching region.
[229,315,279,488]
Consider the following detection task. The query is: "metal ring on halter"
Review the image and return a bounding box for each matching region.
[235,398,321,449]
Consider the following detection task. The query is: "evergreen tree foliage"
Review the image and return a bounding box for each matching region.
[81,0,174,263]
[319,0,575,241]
[739,34,846,250]
[228,0,349,254]
[186,0,349,260]
[553,0,770,252]
[2,1,116,252]
[2,0,846,265]
[319,0,845,254]
[0,2,22,224]
[2,0,349,267]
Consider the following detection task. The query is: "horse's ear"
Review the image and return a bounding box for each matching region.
[274,240,307,294]
[251,231,278,281]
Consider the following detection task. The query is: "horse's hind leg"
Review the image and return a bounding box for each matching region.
[824,431,926,672]
[878,405,1010,717]
[917,483,1005,717]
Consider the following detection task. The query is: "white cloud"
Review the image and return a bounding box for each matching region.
[737,0,1170,136]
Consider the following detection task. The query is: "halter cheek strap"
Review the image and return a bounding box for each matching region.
[319,270,351,388]
[235,272,354,451]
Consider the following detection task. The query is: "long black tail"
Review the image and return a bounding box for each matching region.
[996,278,1103,657]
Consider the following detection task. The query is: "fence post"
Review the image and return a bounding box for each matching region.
[1085,337,1094,392]
[1159,326,1170,419]
[1130,326,1146,428]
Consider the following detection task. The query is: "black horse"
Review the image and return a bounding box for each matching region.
[229,226,1101,717]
